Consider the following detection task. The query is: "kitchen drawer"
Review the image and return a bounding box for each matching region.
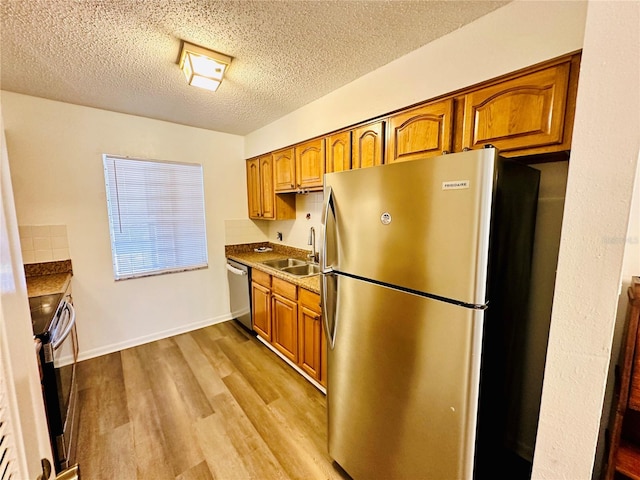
[300,288,321,312]
[272,276,297,300]
[252,269,271,287]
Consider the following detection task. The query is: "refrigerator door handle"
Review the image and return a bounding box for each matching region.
[321,272,338,349]
[321,185,336,274]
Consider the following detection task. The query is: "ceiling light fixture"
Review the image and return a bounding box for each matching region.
[178,41,232,92]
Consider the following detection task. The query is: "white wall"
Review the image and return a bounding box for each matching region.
[1,92,247,360]
[533,2,640,477]
[245,0,587,157]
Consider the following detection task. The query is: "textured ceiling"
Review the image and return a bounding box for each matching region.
[0,0,509,135]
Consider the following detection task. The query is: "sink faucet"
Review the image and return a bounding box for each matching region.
[308,227,318,263]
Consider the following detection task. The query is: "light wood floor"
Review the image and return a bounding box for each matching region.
[75,320,351,480]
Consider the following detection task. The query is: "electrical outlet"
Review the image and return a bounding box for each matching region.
[277,232,283,241]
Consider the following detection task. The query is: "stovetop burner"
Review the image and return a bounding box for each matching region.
[29,293,64,336]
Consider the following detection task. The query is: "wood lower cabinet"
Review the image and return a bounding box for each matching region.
[251,271,272,340]
[250,269,327,388]
[460,56,578,156]
[387,99,454,163]
[326,131,352,173]
[272,293,298,362]
[604,277,640,480]
[298,288,324,383]
[352,120,385,169]
[271,277,299,363]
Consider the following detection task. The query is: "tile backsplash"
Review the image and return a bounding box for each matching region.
[225,192,324,251]
[19,224,70,264]
[224,218,270,245]
[267,192,323,249]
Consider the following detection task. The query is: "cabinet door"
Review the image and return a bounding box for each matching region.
[272,293,298,363]
[259,155,275,219]
[246,158,262,219]
[296,138,325,190]
[252,282,271,340]
[352,121,385,169]
[273,147,296,192]
[387,99,454,163]
[298,304,322,381]
[461,62,571,154]
[299,289,325,385]
[326,131,352,173]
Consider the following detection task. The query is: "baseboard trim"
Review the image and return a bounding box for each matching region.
[255,335,326,395]
[68,313,233,364]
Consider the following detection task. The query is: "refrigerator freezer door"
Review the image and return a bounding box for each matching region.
[323,148,496,305]
[327,274,483,480]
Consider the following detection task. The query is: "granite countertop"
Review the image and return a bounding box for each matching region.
[226,242,320,294]
[26,273,72,298]
[24,260,73,298]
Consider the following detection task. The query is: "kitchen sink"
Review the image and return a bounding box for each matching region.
[260,258,307,269]
[259,258,320,277]
[280,263,321,277]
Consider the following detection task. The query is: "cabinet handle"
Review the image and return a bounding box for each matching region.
[291,183,295,187]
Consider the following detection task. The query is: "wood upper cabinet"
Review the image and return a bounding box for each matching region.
[352,120,385,169]
[273,147,296,192]
[246,155,295,220]
[326,131,352,173]
[246,158,262,218]
[246,155,275,219]
[247,52,581,206]
[298,288,325,385]
[295,138,325,190]
[461,60,574,155]
[387,99,454,163]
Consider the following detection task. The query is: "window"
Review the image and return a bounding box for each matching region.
[103,155,208,280]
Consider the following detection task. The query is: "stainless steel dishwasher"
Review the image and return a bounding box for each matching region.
[226,259,252,330]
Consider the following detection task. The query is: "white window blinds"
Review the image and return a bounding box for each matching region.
[103,155,208,280]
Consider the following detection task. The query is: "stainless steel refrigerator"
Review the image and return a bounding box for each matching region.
[320,147,540,479]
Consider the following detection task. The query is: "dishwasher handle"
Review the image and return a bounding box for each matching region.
[226,263,247,276]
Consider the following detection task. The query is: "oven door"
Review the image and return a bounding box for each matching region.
[49,300,80,472]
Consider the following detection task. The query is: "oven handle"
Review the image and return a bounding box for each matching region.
[52,301,76,350]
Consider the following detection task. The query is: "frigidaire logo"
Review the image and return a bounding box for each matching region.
[442,180,470,190]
